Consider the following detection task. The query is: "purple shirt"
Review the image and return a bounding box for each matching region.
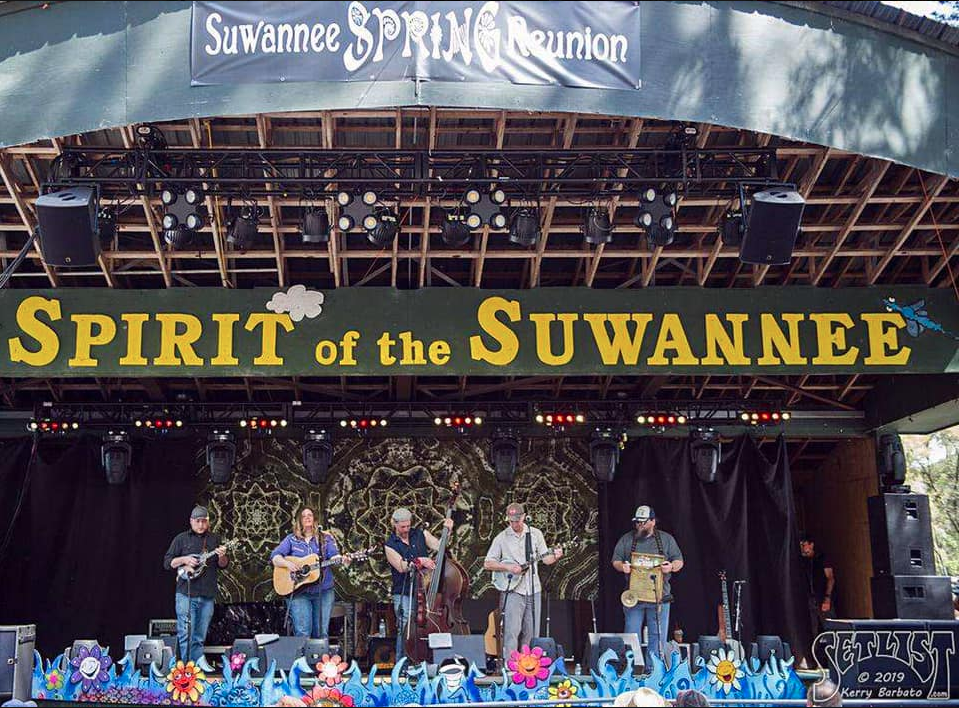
[271,533,339,593]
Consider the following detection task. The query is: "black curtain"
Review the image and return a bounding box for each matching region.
[0,434,202,656]
[597,435,811,657]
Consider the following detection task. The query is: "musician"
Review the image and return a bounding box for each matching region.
[271,507,350,639]
[383,507,455,661]
[800,533,835,635]
[162,505,228,663]
[483,503,562,661]
[611,505,683,664]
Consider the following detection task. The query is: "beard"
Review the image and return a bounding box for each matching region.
[637,526,651,539]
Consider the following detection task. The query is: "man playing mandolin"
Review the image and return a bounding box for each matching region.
[271,507,351,639]
[484,503,562,661]
[163,505,228,663]
[384,507,455,661]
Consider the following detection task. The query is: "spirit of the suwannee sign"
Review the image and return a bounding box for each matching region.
[191,1,642,89]
[1,287,957,377]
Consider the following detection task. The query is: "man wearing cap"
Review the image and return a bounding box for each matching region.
[163,506,228,663]
[611,505,683,665]
[383,507,454,661]
[484,503,563,661]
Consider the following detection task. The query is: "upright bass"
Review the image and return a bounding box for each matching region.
[405,483,470,662]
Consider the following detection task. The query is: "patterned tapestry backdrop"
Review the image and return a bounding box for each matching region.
[197,436,599,604]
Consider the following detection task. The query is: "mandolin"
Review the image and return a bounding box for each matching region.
[273,546,374,596]
[177,539,237,581]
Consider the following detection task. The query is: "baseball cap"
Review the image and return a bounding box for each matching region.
[506,502,525,519]
[632,505,655,522]
[191,505,209,520]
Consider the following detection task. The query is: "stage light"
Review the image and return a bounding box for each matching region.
[690,428,720,483]
[164,225,194,250]
[336,191,353,207]
[184,187,204,206]
[102,431,132,485]
[97,207,117,245]
[337,214,355,231]
[490,430,519,484]
[719,211,744,247]
[740,410,790,426]
[302,207,330,244]
[227,205,259,250]
[464,187,482,205]
[135,124,167,150]
[161,189,177,207]
[435,414,482,431]
[366,207,398,247]
[185,211,205,231]
[583,207,613,245]
[303,430,333,484]
[440,211,473,247]
[162,213,178,230]
[590,429,622,483]
[490,188,507,205]
[362,190,378,206]
[635,188,677,247]
[635,412,687,429]
[207,431,236,484]
[535,412,585,428]
[509,208,540,247]
[490,212,508,229]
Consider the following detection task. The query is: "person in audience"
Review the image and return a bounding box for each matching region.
[806,679,842,706]
[674,688,711,706]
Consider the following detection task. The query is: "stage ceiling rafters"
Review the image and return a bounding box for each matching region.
[0,109,957,471]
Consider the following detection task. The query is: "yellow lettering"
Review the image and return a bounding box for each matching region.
[377,331,397,365]
[154,314,204,366]
[210,313,240,366]
[469,297,520,366]
[8,296,61,366]
[314,340,337,365]
[702,314,751,365]
[648,314,699,365]
[398,331,427,365]
[810,313,859,365]
[529,313,579,366]
[429,339,451,365]
[119,313,149,366]
[584,313,653,365]
[862,313,911,365]
[244,313,293,366]
[68,314,117,367]
[339,330,359,366]
[758,313,807,365]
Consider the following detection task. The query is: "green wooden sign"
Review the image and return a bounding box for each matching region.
[1,286,956,377]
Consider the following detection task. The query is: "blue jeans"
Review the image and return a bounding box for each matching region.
[175,593,215,663]
[624,601,670,667]
[393,592,417,660]
[288,589,335,638]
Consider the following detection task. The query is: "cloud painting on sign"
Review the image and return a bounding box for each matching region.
[266,285,324,323]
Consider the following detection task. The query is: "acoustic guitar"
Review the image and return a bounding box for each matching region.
[273,546,374,596]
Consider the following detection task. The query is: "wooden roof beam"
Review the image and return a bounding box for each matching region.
[0,152,58,286]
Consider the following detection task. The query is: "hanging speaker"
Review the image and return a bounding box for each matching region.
[740,188,805,265]
[35,187,102,266]
[877,433,907,488]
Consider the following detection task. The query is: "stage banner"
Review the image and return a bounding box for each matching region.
[1,286,957,377]
[191,1,641,89]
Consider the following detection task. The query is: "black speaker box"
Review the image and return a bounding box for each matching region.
[367,637,396,669]
[871,575,953,619]
[740,188,805,265]
[432,634,488,672]
[35,187,101,266]
[262,636,307,672]
[868,494,935,575]
[0,624,35,701]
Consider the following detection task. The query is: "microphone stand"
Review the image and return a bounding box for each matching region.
[650,573,663,671]
[733,581,746,643]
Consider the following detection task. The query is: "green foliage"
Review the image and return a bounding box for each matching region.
[903,426,959,575]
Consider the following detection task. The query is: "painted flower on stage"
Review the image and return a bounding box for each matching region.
[508,645,552,688]
[165,659,207,703]
[706,648,745,694]
[44,668,64,691]
[302,685,355,706]
[69,644,112,692]
[548,678,578,704]
[229,651,247,673]
[315,653,348,686]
